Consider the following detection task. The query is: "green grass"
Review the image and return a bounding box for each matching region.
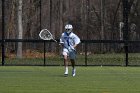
[0,66,140,93]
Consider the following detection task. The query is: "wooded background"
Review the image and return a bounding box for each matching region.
[0,0,140,57]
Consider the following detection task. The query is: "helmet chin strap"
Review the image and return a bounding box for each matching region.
[66,31,72,35]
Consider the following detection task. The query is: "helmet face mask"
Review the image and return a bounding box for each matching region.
[65,24,73,34]
[66,29,72,34]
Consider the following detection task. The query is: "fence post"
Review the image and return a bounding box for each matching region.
[43,41,46,66]
[85,42,87,66]
[85,0,89,66]
[123,0,129,66]
[2,0,5,66]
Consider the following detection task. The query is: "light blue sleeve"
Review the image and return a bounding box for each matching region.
[74,34,81,45]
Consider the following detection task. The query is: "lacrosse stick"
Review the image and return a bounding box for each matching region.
[39,29,57,42]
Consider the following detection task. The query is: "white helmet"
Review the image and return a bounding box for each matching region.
[65,24,73,30]
[65,24,73,34]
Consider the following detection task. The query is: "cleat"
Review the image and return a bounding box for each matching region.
[64,74,68,77]
[64,71,68,77]
[72,69,76,77]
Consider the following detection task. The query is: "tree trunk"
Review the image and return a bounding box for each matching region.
[100,0,104,52]
[17,0,23,58]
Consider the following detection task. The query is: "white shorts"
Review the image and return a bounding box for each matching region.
[62,48,76,59]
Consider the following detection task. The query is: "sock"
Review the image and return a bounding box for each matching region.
[65,67,68,72]
[72,67,75,70]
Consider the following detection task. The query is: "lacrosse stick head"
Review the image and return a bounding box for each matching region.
[39,29,53,40]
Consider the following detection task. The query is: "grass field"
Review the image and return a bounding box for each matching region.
[0,66,140,93]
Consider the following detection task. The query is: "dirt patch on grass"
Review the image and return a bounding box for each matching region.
[6,49,58,58]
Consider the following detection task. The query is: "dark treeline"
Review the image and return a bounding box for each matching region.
[0,0,140,55]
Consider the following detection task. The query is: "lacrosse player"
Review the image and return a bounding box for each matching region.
[60,24,81,77]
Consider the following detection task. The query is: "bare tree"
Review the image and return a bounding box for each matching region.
[1,0,140,54]
[17,0,23,58]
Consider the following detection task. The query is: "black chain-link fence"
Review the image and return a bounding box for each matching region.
[0,40,140,66]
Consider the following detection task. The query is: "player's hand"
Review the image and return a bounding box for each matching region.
[59,42,64,46]
[73,44,77,48]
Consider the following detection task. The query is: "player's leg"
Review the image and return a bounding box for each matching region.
[70,59,76,77]
[70,59,75,69]
[69,50,76,77]
[62,49,69,76]
[63,54,69,76]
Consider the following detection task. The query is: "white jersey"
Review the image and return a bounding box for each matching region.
[60,32,81,50]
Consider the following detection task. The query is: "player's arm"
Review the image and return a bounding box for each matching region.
[73,35,81,49]
[73,44,78,48]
